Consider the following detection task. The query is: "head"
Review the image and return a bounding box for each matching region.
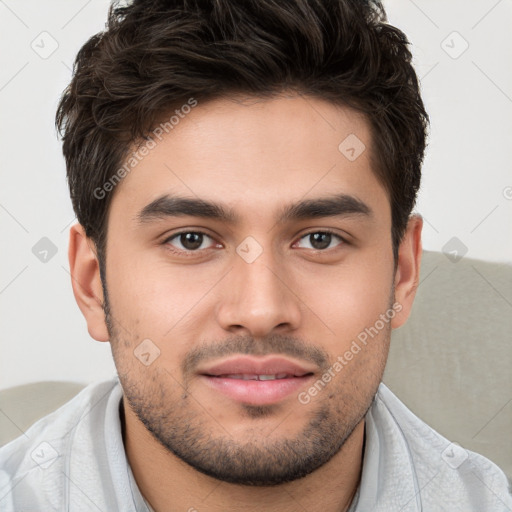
[61,0,427,486]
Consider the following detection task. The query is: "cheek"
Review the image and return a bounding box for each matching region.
[106,248,221,343]
[294,257,394,342]
[106,249,168,334]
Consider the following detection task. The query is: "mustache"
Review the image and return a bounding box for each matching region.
[182,334,330,376]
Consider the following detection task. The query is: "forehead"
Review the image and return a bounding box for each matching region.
[109,94,388,225]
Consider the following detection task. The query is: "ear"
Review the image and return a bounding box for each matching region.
[68,224,110,342]
[391,215,423,329]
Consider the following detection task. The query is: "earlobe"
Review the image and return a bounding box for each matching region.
[391,215,423,329]
[68,224,110,342]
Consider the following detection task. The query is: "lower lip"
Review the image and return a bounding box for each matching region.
[200,375,314,405]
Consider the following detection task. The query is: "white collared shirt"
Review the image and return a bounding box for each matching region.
[1,377,510,511]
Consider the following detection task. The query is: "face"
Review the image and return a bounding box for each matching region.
[98,95,399,485]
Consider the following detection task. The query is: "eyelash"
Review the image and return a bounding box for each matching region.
[162,229,347,257]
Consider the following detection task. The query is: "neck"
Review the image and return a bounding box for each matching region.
[122,397,365,512]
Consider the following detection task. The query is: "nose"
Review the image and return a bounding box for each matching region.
[215,244,302,338]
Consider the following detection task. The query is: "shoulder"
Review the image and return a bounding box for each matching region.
[0,378,120,511]
[373,383,512,511]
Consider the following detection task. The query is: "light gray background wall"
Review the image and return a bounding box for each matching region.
[1,0,511,390]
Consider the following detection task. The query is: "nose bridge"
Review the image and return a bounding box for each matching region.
[215,236,301,336]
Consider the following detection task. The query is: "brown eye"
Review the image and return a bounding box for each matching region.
[179,232,204,250]
[296,231,344,251]
[309,232,331,250]
[165,231,214,252]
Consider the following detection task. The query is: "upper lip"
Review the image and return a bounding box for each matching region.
[198,356,316,377]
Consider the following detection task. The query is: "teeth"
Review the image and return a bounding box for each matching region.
[221,373,292,380]
[259,373,291,380]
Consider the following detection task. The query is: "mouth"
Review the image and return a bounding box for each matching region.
[198,356,316,405]
[212,373,303,380]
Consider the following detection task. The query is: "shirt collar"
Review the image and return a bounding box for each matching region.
[351,383,422,511]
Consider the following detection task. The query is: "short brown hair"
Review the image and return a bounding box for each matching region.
[56,0,429,273]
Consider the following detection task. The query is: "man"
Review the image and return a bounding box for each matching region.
[1,0,510,510]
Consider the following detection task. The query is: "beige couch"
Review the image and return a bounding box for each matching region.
[384,250,512,478]
[1,251,511,478]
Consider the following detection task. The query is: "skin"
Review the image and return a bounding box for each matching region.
[69,94,422,512]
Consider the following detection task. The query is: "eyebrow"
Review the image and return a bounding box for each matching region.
[136,193,372,225]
